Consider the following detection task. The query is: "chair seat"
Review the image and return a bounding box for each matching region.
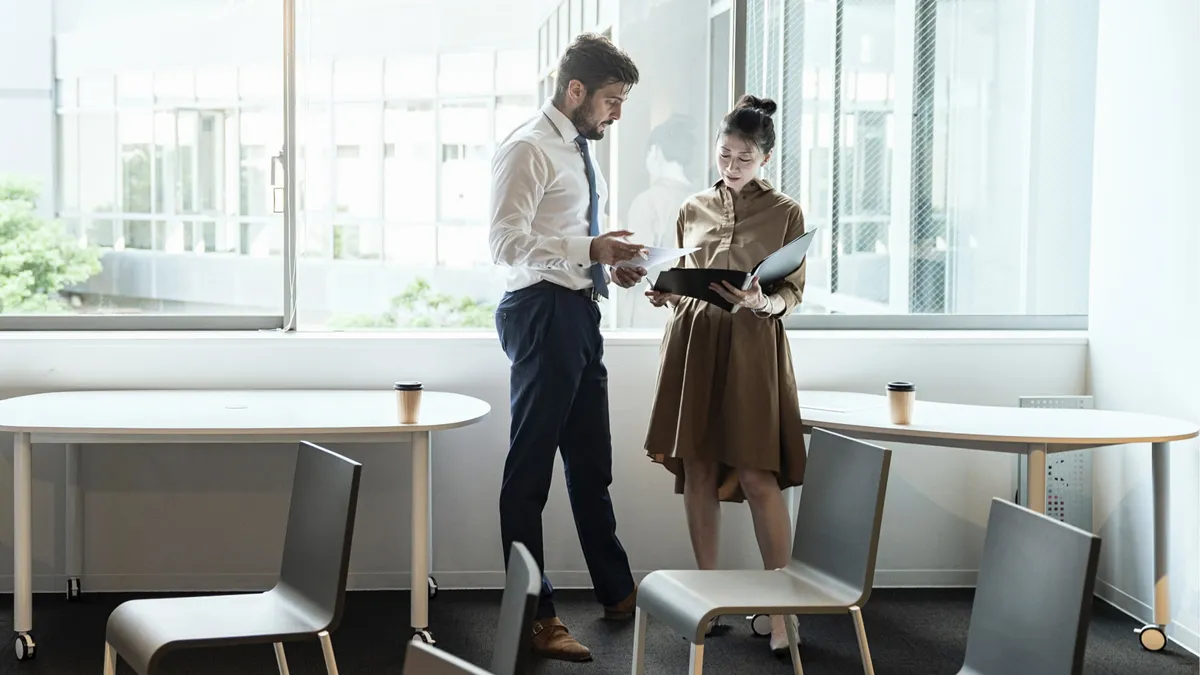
[107,589,326,673]
[638,568,862,644]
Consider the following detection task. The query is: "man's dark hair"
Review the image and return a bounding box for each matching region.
[553,33,640,103]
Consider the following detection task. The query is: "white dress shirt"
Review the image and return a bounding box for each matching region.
[488,100,608,292]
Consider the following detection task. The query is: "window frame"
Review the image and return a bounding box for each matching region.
[3,0,1088,332]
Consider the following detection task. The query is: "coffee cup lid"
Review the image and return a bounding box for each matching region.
[394,381,424,391]
[887,381,915,392]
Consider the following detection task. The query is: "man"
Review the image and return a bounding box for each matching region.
[487,33,646,662]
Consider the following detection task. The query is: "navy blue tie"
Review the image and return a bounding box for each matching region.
[575,135,609,299]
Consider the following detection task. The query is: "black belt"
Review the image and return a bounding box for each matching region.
[530,281,599,302]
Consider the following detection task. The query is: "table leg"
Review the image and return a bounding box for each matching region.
[1136,441,1171,651]
[410,431,434,644]
[1025,444,1047,514]
[65,443,83,601]
[13,432,35,659]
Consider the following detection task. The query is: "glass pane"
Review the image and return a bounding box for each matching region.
[195,69,238,100]
[57,79,78,107]
[23,3,284,318]
[119,111,153,214]
[333,104,381,217]
[117,72,154,102]
[384,55,437,98]
[384,103,436,223]
[438,102,490,221]
[78,76,114,107]
[438,53,494,95]
[154,111,178,214]
[154,70,195,100]
[239,110,278,218]
[59,114,80,212]
[495,95,536,141]
[333,59,383,100]
[79,113,116,214]
[496,49,537,93]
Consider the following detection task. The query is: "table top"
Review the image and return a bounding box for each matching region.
[0,390,491,436]
[799,390,1199,446]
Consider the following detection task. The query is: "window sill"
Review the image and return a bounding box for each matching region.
[0,328,1089,346]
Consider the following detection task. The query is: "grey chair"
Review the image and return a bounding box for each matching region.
[399,541,540,675]
[490,541,542,675]
[102,441,362,675]
[405,641,493,675]
[956,498,1102,675]
[631,427,892,675]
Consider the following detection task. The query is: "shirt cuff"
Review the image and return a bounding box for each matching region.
[565,235,594,269]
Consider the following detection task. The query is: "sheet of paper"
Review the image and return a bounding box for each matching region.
[615,246,700,269]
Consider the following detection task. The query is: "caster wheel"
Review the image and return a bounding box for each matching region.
[1137,625,1167,652]
[14,633,36,661]
[428,576,438,600]
[66,577,81,601]
[412,630,435,645]
[749,614,771,637]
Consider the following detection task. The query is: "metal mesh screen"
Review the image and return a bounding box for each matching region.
[766,0,957,315]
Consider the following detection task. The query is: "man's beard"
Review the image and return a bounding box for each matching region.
[571,106,608,141]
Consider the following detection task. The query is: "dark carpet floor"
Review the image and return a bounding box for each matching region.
[0,588,1194,674]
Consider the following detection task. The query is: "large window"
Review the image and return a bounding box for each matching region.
[1,0,1090,330]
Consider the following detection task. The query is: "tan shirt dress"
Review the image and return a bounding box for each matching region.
[644,177,808,503]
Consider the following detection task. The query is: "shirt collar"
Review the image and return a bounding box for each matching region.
[541,99,583,144]
[712,176,772,193]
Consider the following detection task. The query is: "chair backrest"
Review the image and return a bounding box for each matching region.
[405,641,493,675]
[790,428,892,604]
[959,498,1101,675]
[275,441,363,631]
[490,542,541,675]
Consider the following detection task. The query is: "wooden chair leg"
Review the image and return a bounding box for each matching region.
[630,606,648,675]
[103,642,117,675]
[784,615,805,675]
[688,643,704,675]
[849,606,876,675]
[318,630,340,675]
[274,642,290,675]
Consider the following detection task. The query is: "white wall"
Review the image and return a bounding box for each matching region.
[1087,0,1200,654]
[0,0,54,217]
[0,332,1084,594]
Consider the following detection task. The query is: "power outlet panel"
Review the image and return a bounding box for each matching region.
[1015,396,1095,530]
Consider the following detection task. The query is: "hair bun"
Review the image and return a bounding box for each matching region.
[736,94,778,116]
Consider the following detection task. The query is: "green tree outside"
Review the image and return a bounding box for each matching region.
[328,277,496,329]
[0,176,103,313]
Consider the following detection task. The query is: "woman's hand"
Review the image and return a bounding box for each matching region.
[710,276,770,312]
[645,289,681,308]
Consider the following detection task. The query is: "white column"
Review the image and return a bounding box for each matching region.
[1022,0,1099,315]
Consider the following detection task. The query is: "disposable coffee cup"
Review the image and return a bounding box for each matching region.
[394,381,424,424]
[886,381,916,425]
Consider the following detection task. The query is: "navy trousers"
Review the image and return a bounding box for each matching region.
[495,281,635,620]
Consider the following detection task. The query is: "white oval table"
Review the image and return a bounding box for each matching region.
[798,390,1198,652]
[0,389,490,660]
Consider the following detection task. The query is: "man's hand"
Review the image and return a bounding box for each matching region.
[612,265,647,288]
[590,230,645,266]
[646,290,681,307]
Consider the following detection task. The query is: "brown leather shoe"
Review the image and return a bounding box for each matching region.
[603,582,638,620]
[531,617,591,662]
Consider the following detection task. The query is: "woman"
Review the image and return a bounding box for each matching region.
[644,94,807,656]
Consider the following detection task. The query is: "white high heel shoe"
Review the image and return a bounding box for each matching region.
[769,616,800,657]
